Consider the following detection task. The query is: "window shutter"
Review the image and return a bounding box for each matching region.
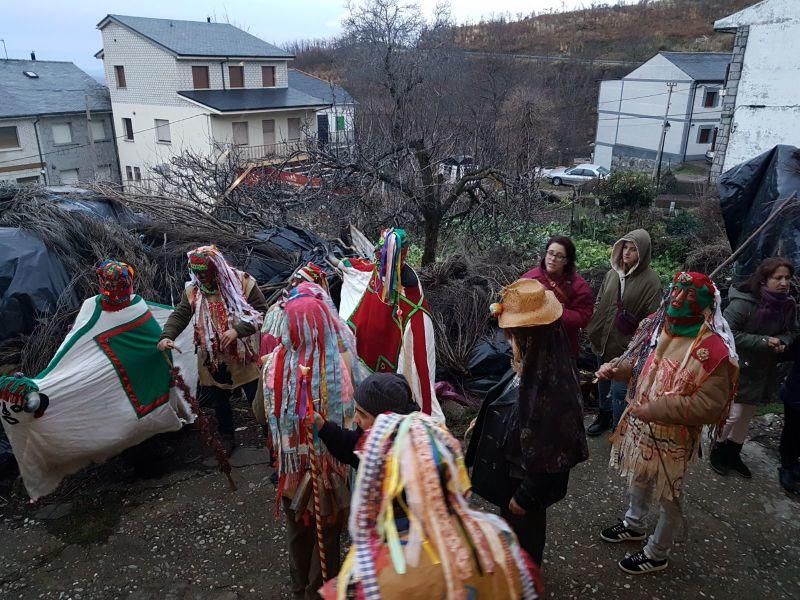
[262,120,276,145]
[52,123,72,145]
[192,66,210,89]
[229,66,244,88]
[287,118,301,141]
[155,119,171,143]
[91,120,106,141]
[232,122,249,146]
[262,66,275,87]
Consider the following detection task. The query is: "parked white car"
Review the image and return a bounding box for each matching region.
[549,163,610,186]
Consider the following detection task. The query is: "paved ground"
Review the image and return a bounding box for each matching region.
[1,413,798,599]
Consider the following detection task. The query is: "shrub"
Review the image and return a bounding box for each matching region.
[595,171,657,215]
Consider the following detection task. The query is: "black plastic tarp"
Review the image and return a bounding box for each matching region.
[41,187,144,227]
[718,145,800,281]
[0,228,79,342]
[461,328,512,397]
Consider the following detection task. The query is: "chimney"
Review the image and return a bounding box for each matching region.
[207,17,211,23]
[30,51,36,61]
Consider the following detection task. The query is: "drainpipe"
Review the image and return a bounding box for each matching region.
[681,82,699,162]
[219,58,228,90]
[33,117,48,185]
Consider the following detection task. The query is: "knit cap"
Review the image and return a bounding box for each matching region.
[355,373,417,417]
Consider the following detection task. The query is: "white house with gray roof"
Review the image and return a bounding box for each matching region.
[0,58,119,185]
[96,14,335,187]
[593,51,731,171]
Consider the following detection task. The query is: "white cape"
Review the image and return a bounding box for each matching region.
[0,295,197,499]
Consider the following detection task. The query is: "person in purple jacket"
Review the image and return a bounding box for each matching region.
[522,235,594,359]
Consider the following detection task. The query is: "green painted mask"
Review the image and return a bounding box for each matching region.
[666,272,715,337]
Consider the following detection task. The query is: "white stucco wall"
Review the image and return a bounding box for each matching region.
[717,2,800,171]
[113,103,212,183]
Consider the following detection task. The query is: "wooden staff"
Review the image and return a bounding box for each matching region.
[306,394,328,581]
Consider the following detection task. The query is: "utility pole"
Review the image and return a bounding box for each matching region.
[85,94,97,181]
[653,81,677,190]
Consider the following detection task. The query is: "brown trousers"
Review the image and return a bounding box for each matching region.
[282,497,343,600]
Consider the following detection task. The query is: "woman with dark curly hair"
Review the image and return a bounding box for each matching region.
[522,235,594,360]
[712,257,798,478]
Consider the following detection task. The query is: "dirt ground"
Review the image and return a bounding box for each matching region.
[1,406,798,600]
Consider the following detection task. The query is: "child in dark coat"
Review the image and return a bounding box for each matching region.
[314,373,418,468]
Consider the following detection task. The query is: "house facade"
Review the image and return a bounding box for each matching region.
[0,58,119,185]
[288,69,354,151]
[711,0,800,180]
[96,14,331,187]
[593,52,731,171]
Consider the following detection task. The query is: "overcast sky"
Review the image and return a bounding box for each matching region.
[1,0,628,79]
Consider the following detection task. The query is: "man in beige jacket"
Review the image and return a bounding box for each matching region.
[158,246,266,453]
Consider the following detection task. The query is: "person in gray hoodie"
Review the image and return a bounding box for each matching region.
[586,229,663,435]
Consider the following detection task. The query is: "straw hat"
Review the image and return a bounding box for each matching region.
[491,278,563,329]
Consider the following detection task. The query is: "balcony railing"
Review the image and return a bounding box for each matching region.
[215,131,355,164]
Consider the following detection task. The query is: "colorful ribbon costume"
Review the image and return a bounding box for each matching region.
[337,229,444,422]
[324,412,540,599]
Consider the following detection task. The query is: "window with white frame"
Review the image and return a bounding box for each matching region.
[155,119,171,143]
[52,123,72,145]
[91,120,106,141]
[125,166,133,180]
[287,117,301,141]
[0,126,20,150]
[133,167,142,181]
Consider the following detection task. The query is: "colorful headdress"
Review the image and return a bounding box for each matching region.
[266,282,363,510]
[188,249,215,272]
[291,262,329,292]
[671,271,716,310]
[186,245,263,364]
[96,259,135,310]
[666,271,717,338]
[329,412,540,599]
[375,228,408,304]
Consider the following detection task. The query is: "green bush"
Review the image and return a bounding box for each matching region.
[595,171,657,215]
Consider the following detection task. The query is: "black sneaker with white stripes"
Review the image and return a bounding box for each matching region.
[618,550,669,575]
[600,521,647,543]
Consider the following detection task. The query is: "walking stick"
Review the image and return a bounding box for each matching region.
[302,368,328,580]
